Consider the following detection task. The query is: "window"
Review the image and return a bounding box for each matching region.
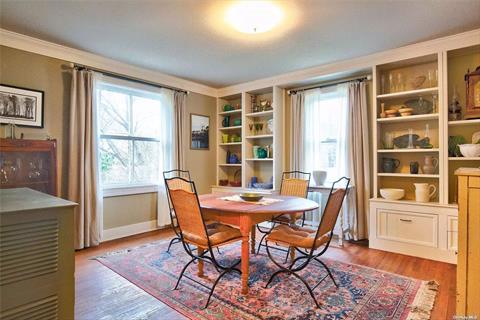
[96,78,174,189]
[303,84,349,183]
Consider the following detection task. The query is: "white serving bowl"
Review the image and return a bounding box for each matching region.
[459,144,480,158]
[380,188,405,200]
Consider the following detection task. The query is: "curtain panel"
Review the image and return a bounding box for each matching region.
[346,81,370,240]
[67,69,103,249]
[157,89,176,227]
[174,91,187,170]
[289,92,305,171]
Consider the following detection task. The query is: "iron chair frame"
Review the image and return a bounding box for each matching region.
[264,176,350,308]
[256,171,312,255]
[165,176,242,309]
[163,169,192,253]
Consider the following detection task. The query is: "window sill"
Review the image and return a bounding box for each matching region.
[103,184,159,197]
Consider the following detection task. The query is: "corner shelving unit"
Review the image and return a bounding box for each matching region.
[213,87,284,192]
[443,44,480,204]
[372,53,443,203]
[369,53,460,264]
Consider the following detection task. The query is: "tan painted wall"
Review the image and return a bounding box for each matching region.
[0,46,217,230]
[0,46,70,196]
[185,92,217,194]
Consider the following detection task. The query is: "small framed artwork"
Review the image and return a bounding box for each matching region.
[190,113,209,150]
[0,84,44,128]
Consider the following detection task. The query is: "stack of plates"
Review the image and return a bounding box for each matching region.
[385,110,398,118]
[398,107,413,117]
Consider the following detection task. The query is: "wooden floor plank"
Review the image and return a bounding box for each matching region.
[75,228,456,319]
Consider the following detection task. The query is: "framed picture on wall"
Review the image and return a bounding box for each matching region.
[190,113,209,150]
[0,84,44,128]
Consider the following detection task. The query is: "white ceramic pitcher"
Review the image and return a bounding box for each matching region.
[414,183,436,203]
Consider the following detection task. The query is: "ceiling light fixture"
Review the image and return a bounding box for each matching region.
[225,1,284,34]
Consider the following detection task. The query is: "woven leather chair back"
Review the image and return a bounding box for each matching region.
[166,178,193,192]
[167,179,208,242]
[318,188,347,239]
[280,178,309,198]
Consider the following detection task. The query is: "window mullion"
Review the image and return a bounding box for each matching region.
[128,94,134,184]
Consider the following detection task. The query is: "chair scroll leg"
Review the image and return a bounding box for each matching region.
[166,237,180,253]
[173,257,197,290]
[314,257,338,288]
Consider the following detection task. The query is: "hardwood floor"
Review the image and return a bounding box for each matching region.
[75,229,456,319]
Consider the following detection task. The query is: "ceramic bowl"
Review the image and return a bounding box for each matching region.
[400,112,412,117]
[459,144,480,157]
[379,188,405,200]
[385,110,398,115]
[239,193,264,202]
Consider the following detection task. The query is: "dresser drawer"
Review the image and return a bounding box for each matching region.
[469,176,480,188]
[377,209,438,247]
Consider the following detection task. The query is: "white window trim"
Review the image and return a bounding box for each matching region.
[103,184,158,197]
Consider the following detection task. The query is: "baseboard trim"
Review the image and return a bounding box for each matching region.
[102,220,159,242]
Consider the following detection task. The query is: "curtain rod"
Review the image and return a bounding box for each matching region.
[287,74,371,95]
[71,63,189,95]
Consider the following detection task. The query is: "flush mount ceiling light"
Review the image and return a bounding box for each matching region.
[225,1,284,34]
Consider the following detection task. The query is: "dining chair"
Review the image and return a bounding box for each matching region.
[165,176,243,308]
[163,169,192,253]
[264,177,350,308]
[256,171,311,255]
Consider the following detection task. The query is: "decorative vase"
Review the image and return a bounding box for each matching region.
[257,148,267,159]
[252,146,259,158]
[382,158,400,173]
[222,116,230,127]
[312,170,327,186]
[233,118,241,126]
[222,134,229,143]
[414,183,436,203]
[422,156,438,174]
[410,161,419,174]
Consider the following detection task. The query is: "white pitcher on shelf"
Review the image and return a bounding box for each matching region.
[414,183,436,203]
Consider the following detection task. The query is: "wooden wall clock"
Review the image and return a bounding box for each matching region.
[465,66,480,119]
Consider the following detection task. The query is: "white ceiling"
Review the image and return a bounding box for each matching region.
[1,0,480,88]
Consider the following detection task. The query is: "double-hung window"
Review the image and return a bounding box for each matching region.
[96,77,174,193]
[303,84,349,183]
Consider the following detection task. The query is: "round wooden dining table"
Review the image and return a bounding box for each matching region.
[198,193,319,294]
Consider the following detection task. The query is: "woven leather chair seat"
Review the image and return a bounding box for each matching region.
[272,212,303,223]
[183,223,242,247]
[267,224,329,249]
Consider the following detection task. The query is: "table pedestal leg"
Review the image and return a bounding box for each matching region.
[290,215,297,261]
[240,216,251,294]
[250,225,256,254]
[197,247,204,277]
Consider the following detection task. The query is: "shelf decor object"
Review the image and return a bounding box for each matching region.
[464,66,480,119]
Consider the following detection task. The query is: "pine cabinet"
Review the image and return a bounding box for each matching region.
[456,168,480,317]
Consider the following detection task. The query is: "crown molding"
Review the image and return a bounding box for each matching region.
[0,28,219,97]
[217,28,480,97]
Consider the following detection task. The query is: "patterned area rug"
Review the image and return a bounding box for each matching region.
[95,241,438,320]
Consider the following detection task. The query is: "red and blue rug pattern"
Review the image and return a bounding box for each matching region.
[95,241,437,320]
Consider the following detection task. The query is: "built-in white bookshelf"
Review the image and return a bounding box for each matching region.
[214,86,284,191]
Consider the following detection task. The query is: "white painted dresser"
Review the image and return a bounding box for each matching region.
[0,188,76,319]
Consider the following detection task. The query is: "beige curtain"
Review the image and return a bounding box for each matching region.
[346,81,370,240]
[290,92,305,171]
[67,69,103,249]
[174,91,187,170]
